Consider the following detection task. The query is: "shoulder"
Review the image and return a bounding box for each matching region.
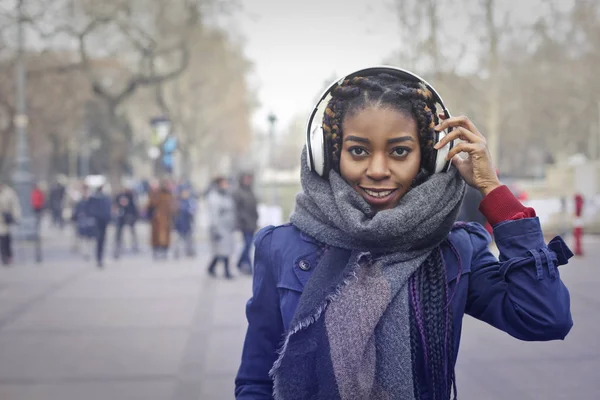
[445,222,491,259]
[449,221,491,245]
[255,223,311,249]
[255,224,321,273]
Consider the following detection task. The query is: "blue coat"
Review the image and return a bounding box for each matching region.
[86,193,112,225]
[174,198,196,235]
[235,217,573,399]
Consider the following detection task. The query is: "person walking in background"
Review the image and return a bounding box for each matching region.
[71,185,96,261]
[0,183,21,266]
[174,188,197,259]
[113,187,139,259]
[206,177,236,279]
[30,182,45,227]
[148,181,176,260]
[233,173,259,274]
[86,184,112,268]
[48,178,66,230]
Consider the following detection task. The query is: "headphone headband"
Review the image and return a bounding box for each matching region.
[306,65,453,178]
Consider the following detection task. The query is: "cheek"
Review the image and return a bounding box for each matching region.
[339,151,361,183]
[392,150,422,183]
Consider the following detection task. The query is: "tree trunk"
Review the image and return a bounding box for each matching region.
[485,0,501,166]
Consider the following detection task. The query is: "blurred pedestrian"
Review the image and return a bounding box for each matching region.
[0,183,21,266]
[30,182,45,227]
[233,173,259,274]
[86,184,112,268]
[148,181,176,260]
[174,188,197,259]
[71,185,95,261]
[48,178,66,230]
[206,176,235,279]
[113,187,139,259]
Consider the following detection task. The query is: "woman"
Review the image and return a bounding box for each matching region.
[235,67,573,400]
[148,181,176,260]
[206,177,236,279]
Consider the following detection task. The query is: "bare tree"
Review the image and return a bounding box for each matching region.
[9,0,214,184]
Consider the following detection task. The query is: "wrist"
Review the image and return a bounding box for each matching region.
[478,181,502,196]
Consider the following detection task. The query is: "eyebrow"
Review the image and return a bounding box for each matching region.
[344,135,416,144]
[387,136,416,144]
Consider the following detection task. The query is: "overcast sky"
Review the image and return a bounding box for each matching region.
[230,0,400,131]
[229,0,572,132]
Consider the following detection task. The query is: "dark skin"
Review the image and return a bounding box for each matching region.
[339,107,422,212]
[434,114,501,196]
[340,109,502,212]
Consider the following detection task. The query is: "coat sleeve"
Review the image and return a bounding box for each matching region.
[465,218,573,341]
[235,227,283,399]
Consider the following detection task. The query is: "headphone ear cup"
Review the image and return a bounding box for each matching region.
[309,125,328,177]
[433,129,453,173]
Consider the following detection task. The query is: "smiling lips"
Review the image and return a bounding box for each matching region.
[359,187,399,207]
[362,188,396,198]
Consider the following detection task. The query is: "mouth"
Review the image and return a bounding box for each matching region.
[359,187,399,208]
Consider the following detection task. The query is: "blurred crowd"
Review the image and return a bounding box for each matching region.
[0,173,259,277]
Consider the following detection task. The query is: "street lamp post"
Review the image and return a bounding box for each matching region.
[11,0,40,262]
[267,112,278,206]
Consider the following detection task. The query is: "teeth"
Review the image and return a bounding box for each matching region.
[364,189,394,198]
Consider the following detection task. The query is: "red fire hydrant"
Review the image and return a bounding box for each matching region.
[573,193,584,256]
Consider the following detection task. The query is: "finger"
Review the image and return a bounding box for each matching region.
[435,115,482,137]
[434,126,483,149]
[437,113,448,120]
[451,154,468,171]
[445,141,482,161]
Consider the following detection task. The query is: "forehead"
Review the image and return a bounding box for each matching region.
[342,107,418,139]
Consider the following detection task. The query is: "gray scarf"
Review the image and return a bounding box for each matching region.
[270,148,466,399]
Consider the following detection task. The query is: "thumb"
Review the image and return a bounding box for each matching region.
[451,155,470,176]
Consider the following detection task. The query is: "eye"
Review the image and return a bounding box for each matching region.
[349,147,368,156]
[391,147,411,157]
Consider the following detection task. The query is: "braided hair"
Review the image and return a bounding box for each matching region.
[321,73,456,399]
[409,248,457,399]
[321,73,440,186]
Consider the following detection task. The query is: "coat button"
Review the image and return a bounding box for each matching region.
[298,259,311,271]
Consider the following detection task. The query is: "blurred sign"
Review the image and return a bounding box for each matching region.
[148,147,160,160]
[150,116,171,146]
[574,163,597,209]
[163,136,177,153]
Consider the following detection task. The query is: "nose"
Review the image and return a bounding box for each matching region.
[366,153,391,181]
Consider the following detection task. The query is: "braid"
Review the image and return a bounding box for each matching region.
[321,73,440,180]
[409,248,456,399]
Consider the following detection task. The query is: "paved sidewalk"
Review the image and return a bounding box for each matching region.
[0,227,598,399]
[0,230,252,400]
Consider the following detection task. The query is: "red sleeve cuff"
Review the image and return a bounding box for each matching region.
[479,185,536,226]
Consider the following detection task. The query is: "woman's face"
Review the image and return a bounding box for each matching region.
[339,106,422,212]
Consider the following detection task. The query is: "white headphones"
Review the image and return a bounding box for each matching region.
[306,66,454,178]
